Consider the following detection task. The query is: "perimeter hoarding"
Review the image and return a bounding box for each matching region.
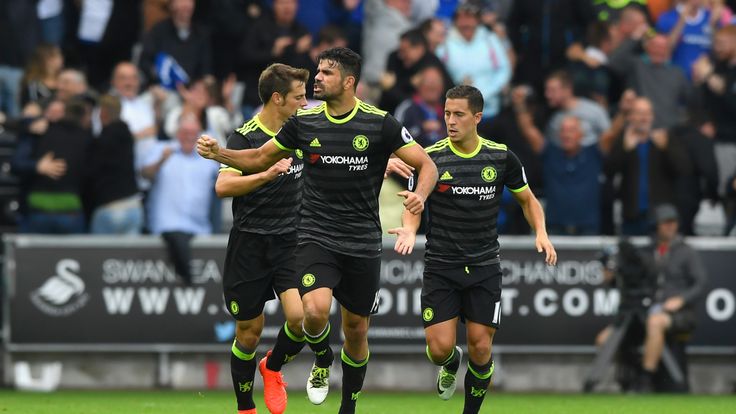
[3,236,734,352]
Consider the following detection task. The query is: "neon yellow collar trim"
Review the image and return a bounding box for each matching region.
[448,137,482,158]
[254,114,278,137]
[325,98,360,124]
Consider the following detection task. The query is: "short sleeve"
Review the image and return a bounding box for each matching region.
[383,114,417,153]
[273,116,299,151]
[504,150,529,193]
[655,11,676,34]
[220,131,251,174]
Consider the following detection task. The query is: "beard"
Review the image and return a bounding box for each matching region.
[313,82,337,101]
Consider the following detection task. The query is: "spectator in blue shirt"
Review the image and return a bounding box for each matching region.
[656,0,715,79]
[436,3,511,122]
[142,113,219,283]
[513,84,617,235]
[394,65,446,147]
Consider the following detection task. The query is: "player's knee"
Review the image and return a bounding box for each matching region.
[467,337,491,362]
[235,329,260,350]
[303,303,328,326]
[302,296,329,322]
[342,318,369,343]
[426,338,455,363]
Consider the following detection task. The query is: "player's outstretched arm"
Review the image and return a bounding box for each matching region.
[197,135,289,173]
[388,208,421,255]
[393,144,438,214]
[215,158,293,198]
[385,156,415,179]
[512,188,558,266]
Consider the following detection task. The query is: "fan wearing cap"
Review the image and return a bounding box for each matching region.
[637,203,708,392]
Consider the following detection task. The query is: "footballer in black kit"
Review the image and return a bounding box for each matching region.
[391,85,557,414]
[214,63,311,414]
[199,48,438,414]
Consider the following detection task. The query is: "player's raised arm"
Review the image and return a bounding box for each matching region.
[198,135,289,173]
[511,188,557,266]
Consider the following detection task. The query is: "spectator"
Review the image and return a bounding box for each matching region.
[610,34,692,128]
[394,65,446,147]
[437,4,511,123]
[26,97,93,234]
[726,171,736,235]
[69,0,141,90]
[139,0,213,87]
[238,0,311,114]
[164,77,242,146]
[508,0,597,95]
[594,0,650,22]
[20,44,64,108]
[567,21,617,109]
[0,0,42,118]
[637,204,707,391]
[55,69,89,103]
[379,28,453,114]
[198,0,264,80]
[419,17,447,53]
[110,61,161,182]
[87,94,142,235]
[656,0,715,79]
[692,25,736,199]
[669,109,719,235]
[513,87,617,235]
[606,97,691,235]
[362,0,413,87]
[649,0,677,21]
[612,5,653,48]
[543,71,612,147]
[606,5,652,104]
[143,114,219,282]
[37,0,65,46]
[10,100,66,232]
[290,0,362,39]
[143,0,170,32]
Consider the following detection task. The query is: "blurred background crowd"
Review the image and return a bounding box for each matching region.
[0,0,735,239]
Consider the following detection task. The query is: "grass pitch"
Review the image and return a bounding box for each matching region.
[0,390,734,413]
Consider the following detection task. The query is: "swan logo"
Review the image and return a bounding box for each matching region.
[30,259,89,316]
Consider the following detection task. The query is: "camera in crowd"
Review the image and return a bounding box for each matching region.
[599,239,658,314]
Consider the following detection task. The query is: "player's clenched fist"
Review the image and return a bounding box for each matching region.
[265,158,293,180]
[398,190,425,215]
[197,135,220,159]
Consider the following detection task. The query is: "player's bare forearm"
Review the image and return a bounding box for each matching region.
[215,158,292,197]
[401,207,421,233]
[199,136,288,173]
[215,171,272,198]
[215,147,271,173]
[395,144,438,200]
[516,190,547,236]
[389,207,422,255]
[513,188,557,265]
[394,143,438,214]
[413,156,438,202]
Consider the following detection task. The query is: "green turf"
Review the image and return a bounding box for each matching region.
[0,390,734,414]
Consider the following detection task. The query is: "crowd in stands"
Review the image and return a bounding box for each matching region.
[0,0,735,238]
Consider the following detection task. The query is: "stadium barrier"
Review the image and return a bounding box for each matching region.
[2,235,734,386]
[3,235,736,354]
